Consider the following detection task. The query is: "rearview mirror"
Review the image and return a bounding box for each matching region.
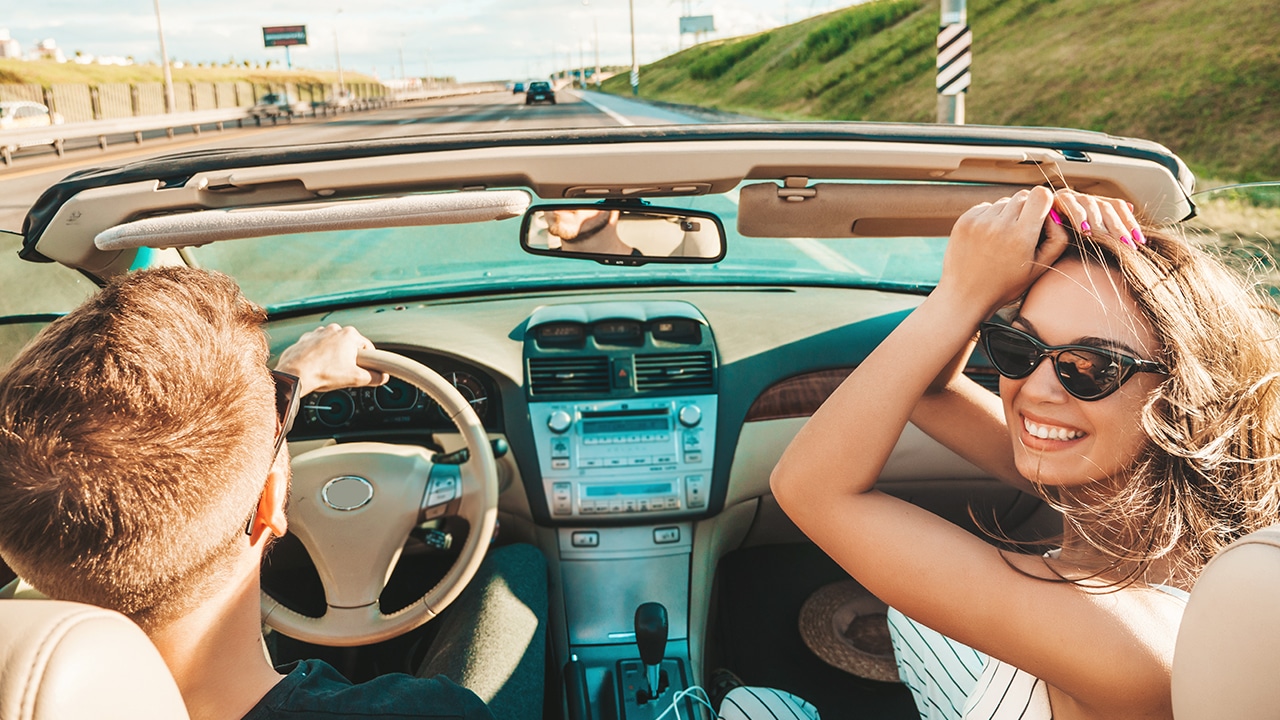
[520,203,726,266]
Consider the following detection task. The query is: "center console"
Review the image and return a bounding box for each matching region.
[523,301,719,720]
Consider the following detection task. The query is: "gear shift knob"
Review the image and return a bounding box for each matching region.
[635,602,668,701]
[635,602,668,665]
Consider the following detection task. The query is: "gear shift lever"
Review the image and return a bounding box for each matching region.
[635,602,669,703]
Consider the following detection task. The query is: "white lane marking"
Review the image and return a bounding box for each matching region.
[397,118,417,124]
[498,117,510,124]
[786,238,869,275]
[566,90,634,126]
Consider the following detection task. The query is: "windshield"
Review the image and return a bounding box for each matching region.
[188,184,947,313]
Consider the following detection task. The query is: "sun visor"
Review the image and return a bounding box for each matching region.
[94,189,532,251]
[737,182,1022,238]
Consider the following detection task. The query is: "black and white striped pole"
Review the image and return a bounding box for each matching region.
[936,0,970,124]
[629,0,640,95]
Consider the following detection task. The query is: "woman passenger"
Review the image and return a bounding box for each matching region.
[769,187,1280,719]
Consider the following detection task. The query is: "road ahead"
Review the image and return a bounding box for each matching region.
[0,88,713,234]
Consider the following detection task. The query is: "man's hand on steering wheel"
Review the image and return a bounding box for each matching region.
[276,324,390,396]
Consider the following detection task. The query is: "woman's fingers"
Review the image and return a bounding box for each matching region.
[1052,190,1146,246]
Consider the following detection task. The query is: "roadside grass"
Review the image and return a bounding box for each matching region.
[603,0,1280,184]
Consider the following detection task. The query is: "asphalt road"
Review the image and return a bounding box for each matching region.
[0,88,707,234]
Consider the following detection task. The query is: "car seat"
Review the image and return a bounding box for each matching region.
[0,598,190,719]
[1171,524,1280,719]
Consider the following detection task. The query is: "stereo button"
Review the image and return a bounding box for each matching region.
[548,410,572,434]
[686,475,706,508]
[571,531,600,548]
[552,482,572,515]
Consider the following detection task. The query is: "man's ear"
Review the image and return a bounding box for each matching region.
[249,463,289,545]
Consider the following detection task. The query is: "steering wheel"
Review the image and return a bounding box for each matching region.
[261,349,499,646]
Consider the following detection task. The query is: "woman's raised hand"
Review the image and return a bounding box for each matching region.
[935,187,1069,319]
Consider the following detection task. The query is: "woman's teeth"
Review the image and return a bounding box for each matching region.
[1024,418,1084,441]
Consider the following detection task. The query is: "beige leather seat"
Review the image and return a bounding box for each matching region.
[0,599,190,720]
[1172,524,1280,719]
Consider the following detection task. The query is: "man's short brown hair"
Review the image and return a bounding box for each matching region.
[0,267,276,629]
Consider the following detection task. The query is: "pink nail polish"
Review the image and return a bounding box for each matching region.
[1133,227,1145,245]
[1121,235,1133,247]
[1080,220,1092,235]
[1048,208,1064,226]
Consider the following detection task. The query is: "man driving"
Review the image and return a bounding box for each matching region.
[0,267,545,720]
[544,208,642,256]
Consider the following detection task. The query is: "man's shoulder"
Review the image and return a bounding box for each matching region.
[243,659,495,720]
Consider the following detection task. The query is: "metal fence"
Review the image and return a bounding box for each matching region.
[0,81,389,121]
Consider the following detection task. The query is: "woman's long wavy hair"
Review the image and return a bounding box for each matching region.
[1021,226,1280,589]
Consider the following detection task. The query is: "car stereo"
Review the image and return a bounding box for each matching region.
[529,395,717,520]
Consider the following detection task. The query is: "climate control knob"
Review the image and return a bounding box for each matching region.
[547,410,573,434]
[677,405,702,428]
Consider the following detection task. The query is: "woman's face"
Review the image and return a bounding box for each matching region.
[1001,257,1164,487]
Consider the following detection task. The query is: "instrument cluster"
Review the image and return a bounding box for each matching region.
[288,354,499,439]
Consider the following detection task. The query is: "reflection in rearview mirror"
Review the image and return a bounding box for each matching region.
[520,204,726,265]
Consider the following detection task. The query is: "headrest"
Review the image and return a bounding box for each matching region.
[0,599,190,720]
[1172,525,1280,719]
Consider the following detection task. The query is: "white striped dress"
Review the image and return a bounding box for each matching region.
[887,585,1190,720]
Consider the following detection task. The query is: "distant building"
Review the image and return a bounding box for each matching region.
[34,38,66,63]
[0,29,21,59]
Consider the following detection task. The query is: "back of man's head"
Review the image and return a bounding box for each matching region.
[0,267,276,630]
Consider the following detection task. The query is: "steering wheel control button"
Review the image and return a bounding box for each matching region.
[425,465,462,512]
[571,531,600,548]
[548,410,573,434]
[653,527,680,544]
[321,476,374,511]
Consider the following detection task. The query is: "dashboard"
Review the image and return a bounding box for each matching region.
[272,287,1007,535]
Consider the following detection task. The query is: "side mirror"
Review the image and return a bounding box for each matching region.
[520,203,726,266]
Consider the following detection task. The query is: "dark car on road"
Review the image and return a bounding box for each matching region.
[525,81,555,105]
[511,82,525,94]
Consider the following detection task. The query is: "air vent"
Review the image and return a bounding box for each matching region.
[528,356,610,396]
[634,352,714,392]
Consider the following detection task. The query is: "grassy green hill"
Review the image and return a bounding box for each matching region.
[602,0,1279,183]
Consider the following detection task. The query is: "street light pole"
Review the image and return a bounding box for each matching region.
[334,8,346,94]
[628,0,638,95]
[152,0,176,113]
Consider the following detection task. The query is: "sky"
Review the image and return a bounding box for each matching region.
[4,1,850,83]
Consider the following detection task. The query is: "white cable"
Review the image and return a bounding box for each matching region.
[653,684,720,720]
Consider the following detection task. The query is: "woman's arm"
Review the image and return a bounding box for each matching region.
[909,335,1034,493]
